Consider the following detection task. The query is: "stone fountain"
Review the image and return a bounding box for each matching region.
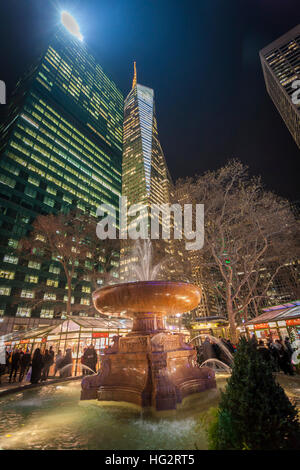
[81,243,216,411]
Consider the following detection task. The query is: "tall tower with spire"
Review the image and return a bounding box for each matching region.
[123,63,172,211]
[120,63,173,279]
[132,61,137,89]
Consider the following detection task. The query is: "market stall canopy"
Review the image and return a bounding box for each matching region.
[1,324,60,343]
[1,315,133,343]
[246,301,300,325]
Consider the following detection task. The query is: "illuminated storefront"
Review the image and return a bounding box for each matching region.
[189,316,229,346]
[245,301,300,342]
[4,316,132,376]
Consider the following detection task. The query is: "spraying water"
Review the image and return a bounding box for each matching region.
[200,359,232,373]
[58,363,96,376]
[128,240,164,281]
[189,334,234,366]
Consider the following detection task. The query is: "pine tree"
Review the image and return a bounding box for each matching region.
[210,337,300,450]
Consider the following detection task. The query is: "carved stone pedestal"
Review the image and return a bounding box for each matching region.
[81,282,216,411]
[81,326,216,411]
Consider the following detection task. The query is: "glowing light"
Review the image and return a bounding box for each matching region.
[61,11,83,41]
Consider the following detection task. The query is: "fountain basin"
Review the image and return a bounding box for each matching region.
[92,281,201,317]
[82,280,216,410]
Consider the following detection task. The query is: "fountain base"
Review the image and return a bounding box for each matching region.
[81,332,216,411]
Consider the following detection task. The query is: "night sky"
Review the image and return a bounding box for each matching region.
[0,0,299,201]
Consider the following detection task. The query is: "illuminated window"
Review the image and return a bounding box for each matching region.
[21,289,35,299]
[24,186,37,198]
[16,307,31,318]
[3,255,18,264]
[47,185,57,195]
[46,279,58,287]
[0,271,15,280]
[0,286,11,296]
[28,261,41,270]
[0,174,16,188]
[44,293,56,300]
[49,265,60,274]
[85,260,92,270]
[40,309,54,318]
[79,312,88,317]
[44,196,55,207]
[25,275,38,283]
[8,239,18,249]
[82,286,91,293]
[35,234,45,242]
[28,176,40,186]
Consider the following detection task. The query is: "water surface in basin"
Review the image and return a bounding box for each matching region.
[0,377,228,450]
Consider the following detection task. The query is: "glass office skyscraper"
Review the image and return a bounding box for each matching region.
[122,65,171,209]
[121,64,172,279]
[260,24,300,148]
[0,25,123,325]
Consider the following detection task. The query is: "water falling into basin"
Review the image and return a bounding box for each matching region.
[200,359,232,374]
[128,239,165,281]
[189,334,234,366]
[58,363,96,377]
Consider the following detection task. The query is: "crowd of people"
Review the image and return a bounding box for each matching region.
[196,336,236,366]
[0,345,91,385]
[251,334,295,375]
[195,334,296,376]
[1,335,296,387]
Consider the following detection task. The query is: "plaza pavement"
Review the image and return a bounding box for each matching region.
[0,373,82,398]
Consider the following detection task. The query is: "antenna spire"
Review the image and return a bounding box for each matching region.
[132,61,137,89]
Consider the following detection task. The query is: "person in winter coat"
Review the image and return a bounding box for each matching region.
[19,349,31,382]
[218,337,234,365]
[250,334,258,349]
[81,347,87,375]
[275,340,295,376]
[202,337,217,362]
[54,350,63,376]
[59,348,73,377]
[225,339,236,354]
[212,341,222,360]
[30,348,43,384]
[5,349,11,375]
[82,345,98,373]
[284,337,294,359]
[41,349,53,381]
[267,340,280,371]
[9,348,21,383]
[257,340,272,364]
[49,346,55,368]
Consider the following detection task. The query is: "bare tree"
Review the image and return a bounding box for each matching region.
[84,227,120,291]
[173,160,300,342]
[21,210,92,317]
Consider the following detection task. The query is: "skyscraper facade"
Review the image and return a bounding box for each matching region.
[120,65,172,279]
[260,24,300,148]
[0,25,123,324]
